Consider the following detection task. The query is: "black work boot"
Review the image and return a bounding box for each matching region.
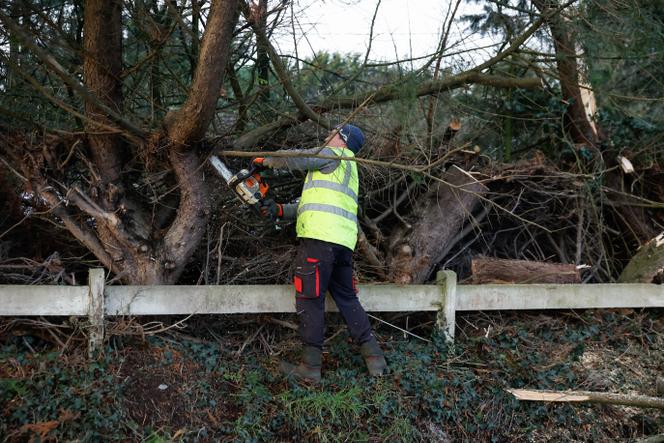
[360,337,388,376]
[280,345,322,384]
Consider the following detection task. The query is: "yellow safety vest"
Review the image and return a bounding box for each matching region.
[296,147,359,250]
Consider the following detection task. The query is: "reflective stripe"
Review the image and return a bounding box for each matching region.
[302,180,358,202]
[298,203,358,223]
[343,160,351,186]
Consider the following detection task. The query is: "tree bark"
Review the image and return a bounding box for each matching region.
[164,0,239,146]
[83,0,124,185]
[388,166,487,284]
[471,256,581,284]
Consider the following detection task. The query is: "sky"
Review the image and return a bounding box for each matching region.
[273,0,498,67]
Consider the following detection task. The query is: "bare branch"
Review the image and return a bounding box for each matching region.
[239,1,331,129]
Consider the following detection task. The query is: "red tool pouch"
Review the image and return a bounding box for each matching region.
[294,258,320,299]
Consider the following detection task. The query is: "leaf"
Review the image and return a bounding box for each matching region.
[0,378,27,396]
[19,420,59,441]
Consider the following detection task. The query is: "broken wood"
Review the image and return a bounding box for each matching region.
[507,388,664,410]
[437,118,462,157]
[387,165,487,284]
[471,256,581,284]
[619,232,664,283]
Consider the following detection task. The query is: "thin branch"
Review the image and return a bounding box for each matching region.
[367,314,431,343]
[240,1,331,129]
[0,53,132,139]
[362,0,382,65]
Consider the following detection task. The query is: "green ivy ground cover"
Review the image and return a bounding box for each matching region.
[1,310,662,442]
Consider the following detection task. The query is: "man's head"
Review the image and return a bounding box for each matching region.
[326,124,365,154]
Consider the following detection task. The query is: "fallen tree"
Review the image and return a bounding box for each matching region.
[387,166,488,284]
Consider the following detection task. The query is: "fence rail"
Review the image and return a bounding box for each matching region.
[1,270,662,354]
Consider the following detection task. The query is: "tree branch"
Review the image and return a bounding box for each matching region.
[36,184,116,271]
[507,388,664,410]
[164,0,239,145]
[239,1,331,129]
[321,72,542,109]
[234,72,540,148]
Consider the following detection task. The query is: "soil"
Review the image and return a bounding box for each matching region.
[113,340,241,433]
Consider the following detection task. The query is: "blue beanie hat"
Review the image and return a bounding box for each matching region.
[336,124,365,153]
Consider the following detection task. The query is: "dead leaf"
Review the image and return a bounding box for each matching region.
[19,420,59,442]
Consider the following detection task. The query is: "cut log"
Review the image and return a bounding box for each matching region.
[619,232,664,283]
[471,256,581,284]
[507,388,664,410]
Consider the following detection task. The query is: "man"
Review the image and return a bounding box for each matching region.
[253,124,387,384]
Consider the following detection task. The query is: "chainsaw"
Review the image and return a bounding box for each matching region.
[209,155,269,207]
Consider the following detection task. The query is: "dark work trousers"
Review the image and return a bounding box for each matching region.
[293,238,373,349]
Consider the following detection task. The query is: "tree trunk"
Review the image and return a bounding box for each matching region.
[532,0,600,147]
[30,0,240,284]
[154,0,238,283]
[532,0,657,246]
[388,166,487,284]
[83,0,124,185]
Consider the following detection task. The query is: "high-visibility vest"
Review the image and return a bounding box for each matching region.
[296,147,359,250]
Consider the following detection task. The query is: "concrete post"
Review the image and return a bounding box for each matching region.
[87,268,105,358]
[436,270,457,343]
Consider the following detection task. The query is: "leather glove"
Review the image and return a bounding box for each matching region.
[259,199,283,219]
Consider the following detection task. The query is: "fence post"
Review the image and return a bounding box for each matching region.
[436,270,457,343]
[88,268,105,358]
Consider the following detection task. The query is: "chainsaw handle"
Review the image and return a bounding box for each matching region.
[248,162,266,174]
[232,163,263,184]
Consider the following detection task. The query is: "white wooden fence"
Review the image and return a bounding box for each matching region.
[1,269,663,354]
